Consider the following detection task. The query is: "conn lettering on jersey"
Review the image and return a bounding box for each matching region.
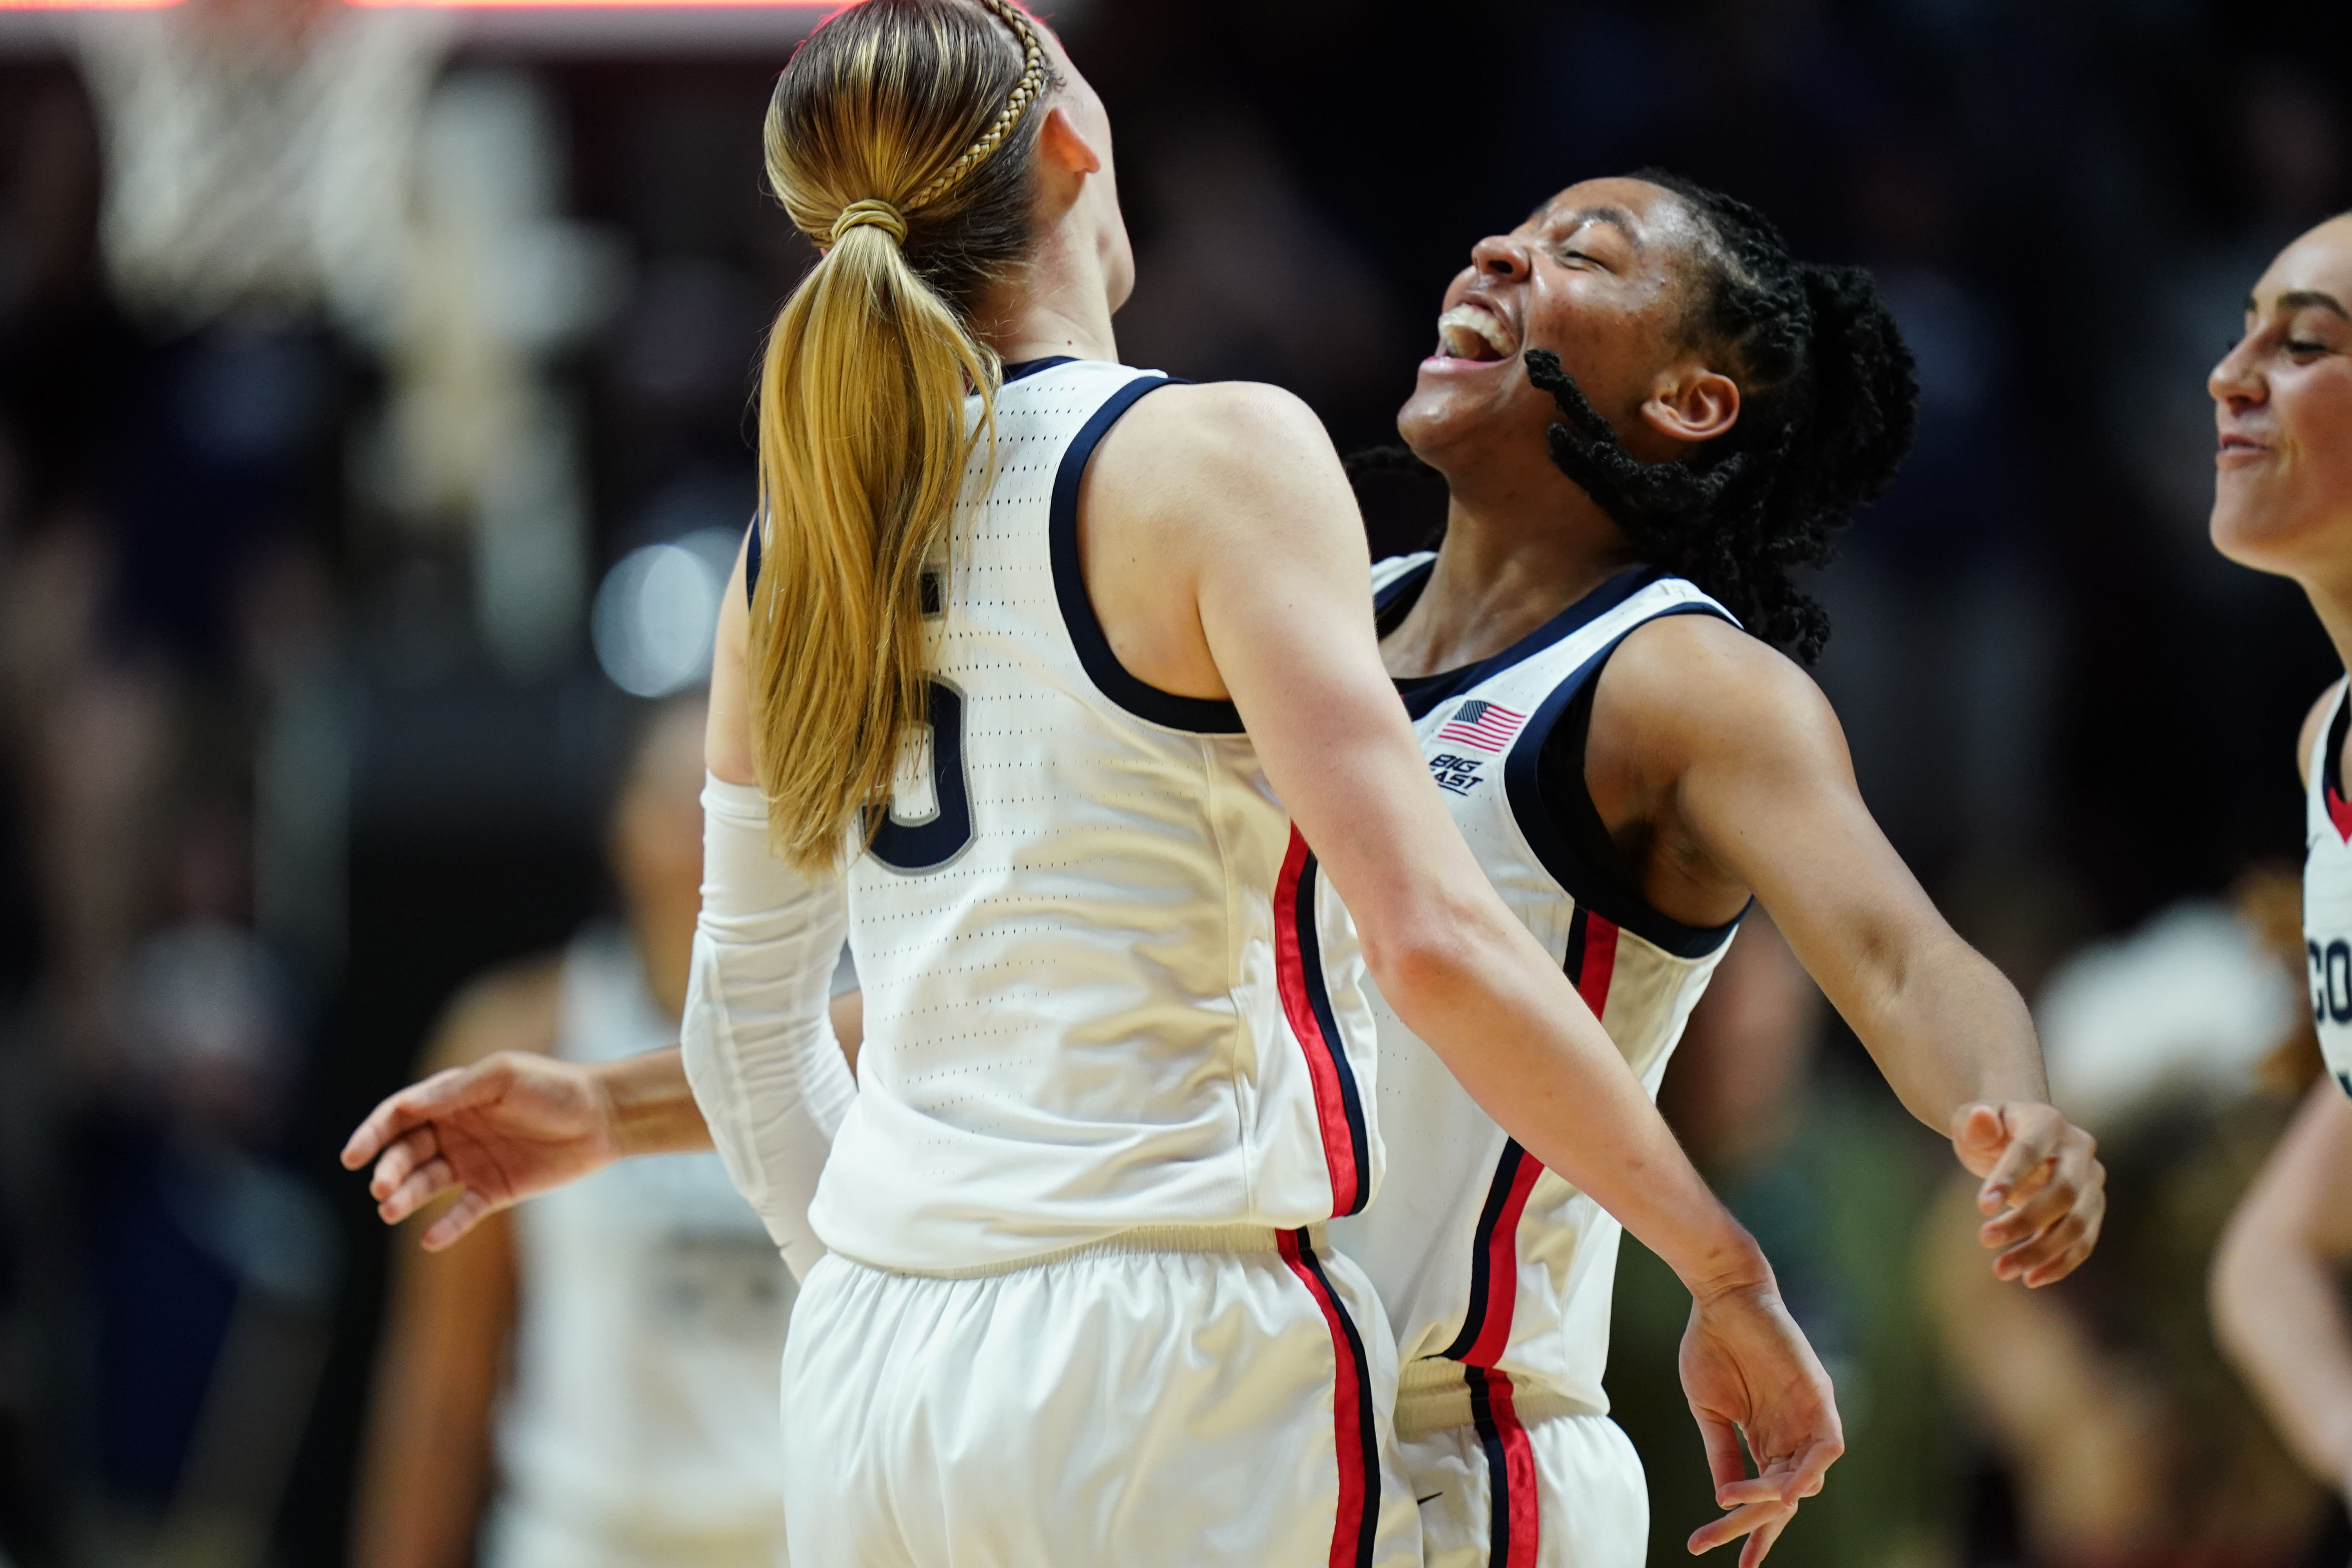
[2304,684,2352,1100]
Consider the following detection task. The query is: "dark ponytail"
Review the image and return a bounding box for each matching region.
[1533,171,1920,663]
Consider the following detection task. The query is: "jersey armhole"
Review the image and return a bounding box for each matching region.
[1046,374,1248,735]
[1504,609,1745,960]
[2324,684,2352,804]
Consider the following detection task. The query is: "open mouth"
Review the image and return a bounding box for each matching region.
[1433,302,1516,364]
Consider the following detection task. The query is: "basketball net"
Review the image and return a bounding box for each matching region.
[74,0,449,334]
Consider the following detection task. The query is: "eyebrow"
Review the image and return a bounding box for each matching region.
[1528,204,1641,245]
[2250,289,2352,319]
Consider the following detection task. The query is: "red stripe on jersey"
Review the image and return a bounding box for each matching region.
[1459,1154,1543,1367]
[1574,913,1619,1017]
[1468,1368,1541,1568]
[2330,784,2352,844]
[1274,827,1362,1215]
[1457,908,1622,1367]
[1280,1229,1377,1568]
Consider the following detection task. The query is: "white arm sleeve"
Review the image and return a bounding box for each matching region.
[679,773,857,1279]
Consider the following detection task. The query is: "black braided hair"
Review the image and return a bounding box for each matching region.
[1532,170,1920,663]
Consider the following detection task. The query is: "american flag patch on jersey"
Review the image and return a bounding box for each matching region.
[1436,699,1528,752]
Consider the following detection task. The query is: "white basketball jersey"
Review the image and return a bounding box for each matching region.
[802,358,1381,1274]
[1330,555,1742,1417]
[2302,680,2352,1098]
[492,927,792,1568]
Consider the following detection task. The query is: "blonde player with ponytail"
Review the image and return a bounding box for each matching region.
[347,5,1842,1564]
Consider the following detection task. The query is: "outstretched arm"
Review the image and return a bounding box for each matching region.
[2213,1079,2352,1500]
[1089,383,1840,1561]
[1592,615,2102,1287]
[342,1044,709,1250]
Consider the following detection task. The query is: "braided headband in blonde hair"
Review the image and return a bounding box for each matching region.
[907,0,1047,211]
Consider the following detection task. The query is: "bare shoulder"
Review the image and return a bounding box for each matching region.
[1089,381,1348,523]
[2296,678,2346,791]
[424,954,564,1073]
[1598,613,1843,772]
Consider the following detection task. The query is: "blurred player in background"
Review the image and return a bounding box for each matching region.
[347,2,1846,1563]
[2208,211,2352,1515]
[350,698,797,1568]
[1329,172,2104,1568]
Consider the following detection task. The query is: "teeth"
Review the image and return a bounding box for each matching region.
[1436,304,1514,361]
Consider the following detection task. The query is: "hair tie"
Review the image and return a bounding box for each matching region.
[830,199,909,247]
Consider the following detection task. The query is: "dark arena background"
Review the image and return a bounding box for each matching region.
[1,0,2349,1564]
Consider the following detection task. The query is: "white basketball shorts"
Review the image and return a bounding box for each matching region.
[1397,1368,1646,1568]
[778,1225,1421,1568]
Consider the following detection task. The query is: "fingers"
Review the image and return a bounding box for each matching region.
[1969,1104,2061,1215]
[376,1153,458,1226]
[1977,1125,2107,1286]
[341,1067,471,1169]
[1714,1475,1784,1508]
[2004,1180,2105,1287]
[1977,1164,2072,1254]
[421,1187,499,1252]
[1689,1497,1789,1557]
[1697,1414,1751,1495]
[1740,1513,1788,1568]
[365,1125,439,1203]
[1948,1103,2006,1177]
[1776,1435,1843,1506]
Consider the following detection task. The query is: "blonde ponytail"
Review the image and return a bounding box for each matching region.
[749,0,1050,871]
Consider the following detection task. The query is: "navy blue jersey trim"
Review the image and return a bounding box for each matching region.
[1047,376,1247,734]
[1290,1230,1382,1568]
[1002,355,1076,383]
[1390,563,1665,720]
[2327,686,2351,805]
[1500,608,1745,960]
[1374,557,1431,630]
[1294,848,1372,1215]
[742,360,1076,609]
[1437,1140,1529,1361]
[1466,1368,1519,1568]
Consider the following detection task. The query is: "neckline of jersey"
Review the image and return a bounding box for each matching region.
[1002,355,1078,384]
[1380,559,1667,720]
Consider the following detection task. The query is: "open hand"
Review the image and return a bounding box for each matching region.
[1950,1102,2105,1287]
[341,1052,624,1250]
[1678,1277,1843,1566]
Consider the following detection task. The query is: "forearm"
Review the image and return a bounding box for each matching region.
[1380,904,1767,1297]
[2214,1219,2352,1483]
[350,1227,511,1568]
[2213,1083,2352,1488]
[679,773,855,1277]
[1844,925,2046,1130]
[597,1045,712,1156]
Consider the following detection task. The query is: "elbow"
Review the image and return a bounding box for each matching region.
[1358,903,1485,1017]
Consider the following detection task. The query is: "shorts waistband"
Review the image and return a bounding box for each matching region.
[1393,1358,1601,1437]
[833,1223,1327,1280]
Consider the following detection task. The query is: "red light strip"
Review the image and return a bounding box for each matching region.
[0,0,835,8]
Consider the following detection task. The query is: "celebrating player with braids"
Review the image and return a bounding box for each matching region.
[346,11,1844,1566]
[1330,174,2105,1568]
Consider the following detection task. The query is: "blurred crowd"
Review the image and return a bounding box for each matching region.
[0,0,2348,1564]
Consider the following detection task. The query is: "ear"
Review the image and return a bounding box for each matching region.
[1036,104,1102,177]
[1640,366,1741,446]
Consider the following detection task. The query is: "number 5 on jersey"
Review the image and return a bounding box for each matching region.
[868,679,973,873]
